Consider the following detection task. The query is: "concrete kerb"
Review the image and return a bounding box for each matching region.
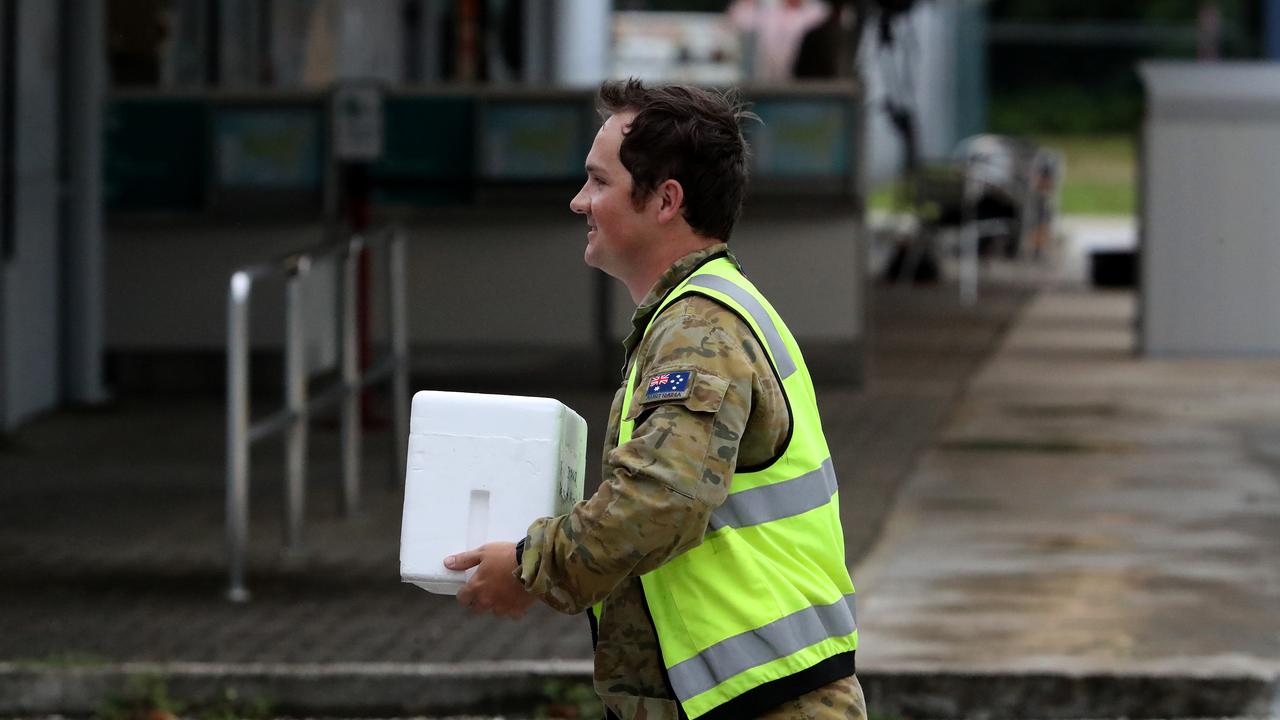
[861,670,1280,719]
[2,662,1278,719]
[0,660,594,717]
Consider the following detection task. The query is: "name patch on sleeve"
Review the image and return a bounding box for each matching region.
[644,370,693,402]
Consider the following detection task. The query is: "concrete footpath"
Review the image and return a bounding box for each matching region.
[857,289,1280,718]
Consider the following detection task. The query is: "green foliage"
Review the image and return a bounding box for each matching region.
[96,677,274,720]
[988,0,1253,24]
[97,676,183,720]
[13,651,110,670]
[989,85,1144,136]
[536,678,604,719]
[195,687,275,720]
[985,1,1260,137]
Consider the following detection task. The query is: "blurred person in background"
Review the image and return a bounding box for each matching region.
[729,0,832,81]
[793,0,862,78]
[446,79,865,720]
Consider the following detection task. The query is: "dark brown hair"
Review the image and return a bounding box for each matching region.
[598,79,755,242]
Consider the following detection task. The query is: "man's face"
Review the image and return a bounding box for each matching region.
[570,112,655,281]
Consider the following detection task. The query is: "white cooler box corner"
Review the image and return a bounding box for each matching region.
[399,390,588,594]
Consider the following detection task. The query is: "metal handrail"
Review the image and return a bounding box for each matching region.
[226,227,409,602]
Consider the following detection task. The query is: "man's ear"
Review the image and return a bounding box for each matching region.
[655,179,685,224]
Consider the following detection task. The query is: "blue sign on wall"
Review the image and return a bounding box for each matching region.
[480,102,587,181]
[213,108,322,190]
[749,100,850,178]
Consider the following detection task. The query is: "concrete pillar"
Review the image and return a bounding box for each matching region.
[335,0,404,82]
[4,0,62,427]
[0,0,11,428]
[219,0,264,86]
[62,0,109,404]
[552,0,610,88]
[523,1,551,84]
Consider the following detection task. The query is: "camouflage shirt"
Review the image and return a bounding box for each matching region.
[518,244,864,719]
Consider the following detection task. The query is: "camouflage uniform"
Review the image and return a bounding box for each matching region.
[518,244,866,719]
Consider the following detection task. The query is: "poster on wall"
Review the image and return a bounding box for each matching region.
[480,103,585,181]
[749,100,850,179]
[214,108,323,190]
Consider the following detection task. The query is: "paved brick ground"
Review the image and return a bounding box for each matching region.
[0,281,1030,666]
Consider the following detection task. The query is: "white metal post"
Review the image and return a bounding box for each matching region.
[283,258,309,555]
[389,229,410,487]
[226,271,253,603]
[960,172,980,306]
[341,237,363,514]
[225,229,410,599]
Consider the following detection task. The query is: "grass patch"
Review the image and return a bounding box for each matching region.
[868,181,899,213]
[1034,133,1135,215]
[867,134,1137,217]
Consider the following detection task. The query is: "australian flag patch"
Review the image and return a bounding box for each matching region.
[644,370,693,402]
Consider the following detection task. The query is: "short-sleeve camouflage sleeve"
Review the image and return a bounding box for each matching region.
[518,296,762,614]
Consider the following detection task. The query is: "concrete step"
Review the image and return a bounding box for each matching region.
[2,662,1276,719]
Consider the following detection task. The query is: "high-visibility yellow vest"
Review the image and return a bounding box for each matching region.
[610,255,858,719]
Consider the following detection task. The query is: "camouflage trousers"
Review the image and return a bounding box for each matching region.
[756,674,868,720]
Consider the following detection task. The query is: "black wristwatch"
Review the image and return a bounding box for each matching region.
[514,537,526,566]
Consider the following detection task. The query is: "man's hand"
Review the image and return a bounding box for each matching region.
[446,542,536,619]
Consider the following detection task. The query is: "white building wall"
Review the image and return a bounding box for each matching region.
[1141,62,1280,356]
[106,209,861,365]
[553,0,611,88]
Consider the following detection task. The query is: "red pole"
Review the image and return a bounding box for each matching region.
[345,163,382,429]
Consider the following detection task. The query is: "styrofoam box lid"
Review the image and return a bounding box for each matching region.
[410,389,579,436]
[400,390,588,595]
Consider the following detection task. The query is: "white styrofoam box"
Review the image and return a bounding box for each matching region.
[399,390,588,595]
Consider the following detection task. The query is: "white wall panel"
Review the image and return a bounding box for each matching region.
[108,209,862,354]
[1141,63,1280,356]
[107,214,597,350]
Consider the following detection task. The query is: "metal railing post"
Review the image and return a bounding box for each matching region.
[225,227,411,600]
[226,271,252,603]
[341,236,363,515]
[959,171,981,306]
[389,229,410,487]
[283,257,310,555]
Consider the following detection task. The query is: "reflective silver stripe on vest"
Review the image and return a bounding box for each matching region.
[686,275,797,380]
[709,458,837,532]
[667,593,858,702]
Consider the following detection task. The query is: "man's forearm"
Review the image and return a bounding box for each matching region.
[516,466,712,614]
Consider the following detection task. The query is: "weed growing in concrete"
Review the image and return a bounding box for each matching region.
[536,678,602,719]
[13,651,109,670]
[96,675,182,720]
[95,677,274,720]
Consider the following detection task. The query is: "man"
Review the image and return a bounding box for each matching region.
[444,79,865,719]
